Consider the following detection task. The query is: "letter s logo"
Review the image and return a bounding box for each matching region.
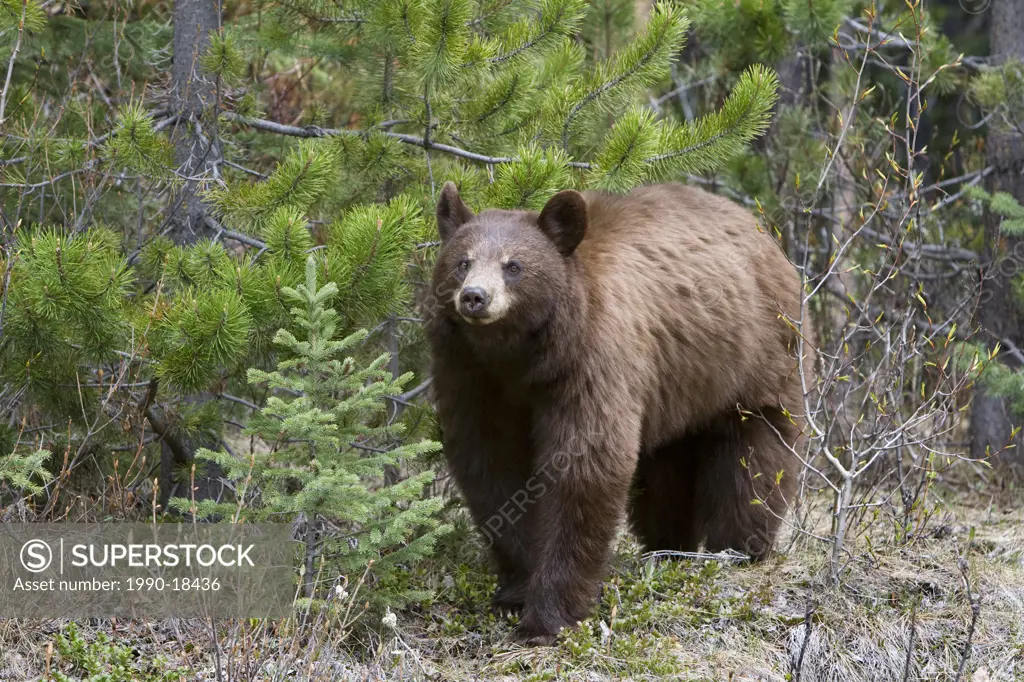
[20,540,53,573]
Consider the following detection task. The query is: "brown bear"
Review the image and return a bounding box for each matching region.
[425,181,811,643]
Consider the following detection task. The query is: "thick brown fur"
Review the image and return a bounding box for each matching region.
[426,182,813,642]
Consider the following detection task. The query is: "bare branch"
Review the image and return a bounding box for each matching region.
[221,112,593,168]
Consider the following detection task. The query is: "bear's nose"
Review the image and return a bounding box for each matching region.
[459,287,490,316]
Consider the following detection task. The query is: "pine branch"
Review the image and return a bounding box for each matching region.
[276,0,366,24]
[223,159,268,179]
[222,112,592,168]
[644,127,731,164]
[562,53,659,150]
[386,376,433,407]
[0,164,98,189]
[560,2,688,150]
[220,393,261,411]
[204,215,268,249]
[1,113,177,188]
[646,64,779,172]
[473,74,520,122]
[486,0,585,65]
[144,404,191,468]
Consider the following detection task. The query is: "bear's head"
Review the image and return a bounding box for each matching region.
[431,182,587,334]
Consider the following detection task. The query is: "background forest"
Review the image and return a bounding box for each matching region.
[1,0,1023,679]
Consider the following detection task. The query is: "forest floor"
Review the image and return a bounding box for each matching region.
[1,480,1022,681]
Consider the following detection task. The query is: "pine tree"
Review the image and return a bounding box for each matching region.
[170,256,448,608]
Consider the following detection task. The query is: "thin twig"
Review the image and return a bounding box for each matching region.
[954,552,982,682]
[792,600,816,682]
[902,600,917,682]
[0,0,27,124]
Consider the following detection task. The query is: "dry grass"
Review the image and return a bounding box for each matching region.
[2,487,1021,681]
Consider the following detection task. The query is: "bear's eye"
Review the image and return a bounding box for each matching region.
[505,261,521,275]
[457,258,470,272]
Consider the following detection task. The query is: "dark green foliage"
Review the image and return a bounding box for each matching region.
[153,287,253,394]
[1,229,130,413]
[103,103,175,177]
[690,0,793,69]
[209,140,342,234]
[972,59,1024,131]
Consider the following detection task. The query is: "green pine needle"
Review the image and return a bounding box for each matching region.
[647,63,779,178]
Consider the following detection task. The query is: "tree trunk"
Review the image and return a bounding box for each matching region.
[169,0,221,244]
[153,0,225,512]
[971,0,1024,463]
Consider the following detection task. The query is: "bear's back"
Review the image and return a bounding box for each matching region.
[574,183,805,440]
[578,184,788,281]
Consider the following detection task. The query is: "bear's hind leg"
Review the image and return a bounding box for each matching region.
[628,436,702,552]
[687,408,798,560]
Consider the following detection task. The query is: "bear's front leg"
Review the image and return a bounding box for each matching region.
[446,428,536,611]
[432,365,537,612]
[517,405,641,643]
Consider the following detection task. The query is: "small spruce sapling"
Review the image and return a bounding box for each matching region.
[173,256,449,611]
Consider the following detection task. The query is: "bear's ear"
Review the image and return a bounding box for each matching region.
[436,182,474,244]
[538,190,588,256]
